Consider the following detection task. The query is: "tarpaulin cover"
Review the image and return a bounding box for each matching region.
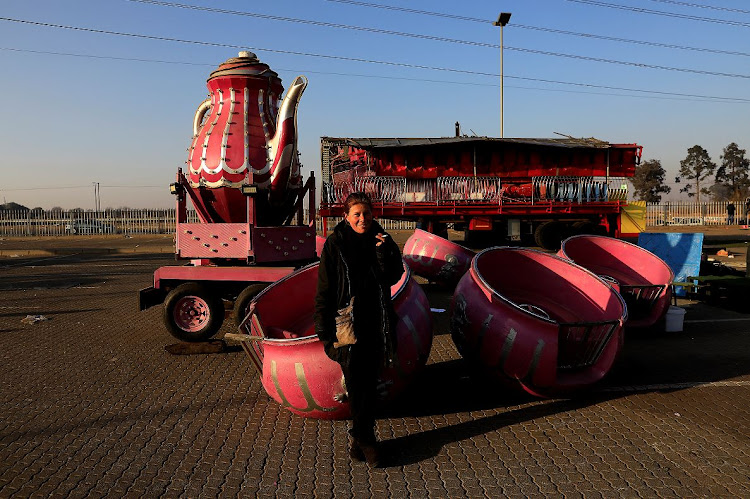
[638,233,704,296]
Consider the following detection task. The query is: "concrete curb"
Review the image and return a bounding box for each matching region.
[0,247,175,258]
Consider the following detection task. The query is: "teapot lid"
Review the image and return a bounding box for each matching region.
[208,51,280,81]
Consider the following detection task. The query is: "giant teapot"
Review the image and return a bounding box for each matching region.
[187,51,307,224]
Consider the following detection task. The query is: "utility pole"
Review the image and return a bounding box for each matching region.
[92,182,100,212]
[494,12,512,138]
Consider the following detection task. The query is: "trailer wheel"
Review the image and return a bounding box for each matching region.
[163,283,224,342]
[534,222,564,251]
[573,222,607,236]
[573,221,596,235]
[232,283,268,327]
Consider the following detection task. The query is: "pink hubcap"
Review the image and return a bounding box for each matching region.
[174,295,210,332]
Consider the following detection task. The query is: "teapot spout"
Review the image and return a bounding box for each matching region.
[266,75,308,201]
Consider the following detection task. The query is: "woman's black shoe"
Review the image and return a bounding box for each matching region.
[349,440,366,462]
[358,442,381,468]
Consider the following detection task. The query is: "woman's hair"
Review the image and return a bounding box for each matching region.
[343,192,373,214]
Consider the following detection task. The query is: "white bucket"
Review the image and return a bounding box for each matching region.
[665,306,686,332]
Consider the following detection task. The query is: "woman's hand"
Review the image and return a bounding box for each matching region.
[375,233,389,247]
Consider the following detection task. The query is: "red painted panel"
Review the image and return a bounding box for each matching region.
[153,265,295,287]
[176,223,250,259]
[251,226,316,263]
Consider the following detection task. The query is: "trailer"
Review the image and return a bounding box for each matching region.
[318,136,642,249]
[138,51,317,342]
[138,168,317,342]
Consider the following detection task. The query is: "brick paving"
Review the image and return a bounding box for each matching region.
[0,249,749,498]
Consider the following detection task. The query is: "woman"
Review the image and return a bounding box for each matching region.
[314,192,404,467]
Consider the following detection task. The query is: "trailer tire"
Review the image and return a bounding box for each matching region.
[232,283,268,327]
[534,222,564,251]
[573,222,597,235]
[164,283,224,342]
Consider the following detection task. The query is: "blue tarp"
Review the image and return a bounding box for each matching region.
[638,233,704,297]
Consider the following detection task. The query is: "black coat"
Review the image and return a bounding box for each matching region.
[314,219,404,368]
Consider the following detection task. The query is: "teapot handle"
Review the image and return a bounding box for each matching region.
[192,97,212,137]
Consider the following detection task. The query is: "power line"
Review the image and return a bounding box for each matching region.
[5,47,750,104]
[325,0,750,57]
[121,1,750,79]
[2,19,749,104]
[0,185,164,191]
[326,0,493,24]
[0,46,211,66]
[0,186,90,191]
[101,185,164,188]
[564,0,750,27]
[514,24,749,58]
[2,46,748,104]
[644,0,750,15]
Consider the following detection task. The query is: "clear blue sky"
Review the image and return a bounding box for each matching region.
[1,0,748,209]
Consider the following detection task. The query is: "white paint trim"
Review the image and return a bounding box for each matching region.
[238,86,251,173]
[254,89,272,176]
[207,87,234,175]
[199,90,223,175]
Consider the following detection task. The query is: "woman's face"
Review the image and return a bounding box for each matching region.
[345,203,373,234]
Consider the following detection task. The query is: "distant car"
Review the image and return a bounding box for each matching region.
[64,221,117,235]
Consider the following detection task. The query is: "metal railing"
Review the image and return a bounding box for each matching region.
[0,199,746,236]
[437,177,502,203]
[0,208,414,236]
[532,176,628,203]
[618,284,666,322]
[645,201,749,226]
[354,176,406,204]
[323,176,628,205]
[557,320,619,370]
[0,209,198,237]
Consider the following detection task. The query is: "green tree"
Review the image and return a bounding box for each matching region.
[631,159,671,202]
[0,202,29,212]
[708,182,732,202]
[714,142,750,201]
[675,145,716,203]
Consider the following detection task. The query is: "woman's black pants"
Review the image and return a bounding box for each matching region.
[340,344,381,444]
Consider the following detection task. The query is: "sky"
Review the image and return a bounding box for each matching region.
[0,0,748,209]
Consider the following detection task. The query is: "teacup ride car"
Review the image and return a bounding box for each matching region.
[403,229,476,286]
[234,261,433,419]
[451,247,627,397]
[558,235,673,328]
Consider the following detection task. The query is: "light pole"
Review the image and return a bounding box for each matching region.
[92,182,100,212]
[494,12,512,138]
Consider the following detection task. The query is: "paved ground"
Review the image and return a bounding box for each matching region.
[0,239,749,498]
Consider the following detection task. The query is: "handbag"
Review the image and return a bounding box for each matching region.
[333,296,357,348]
